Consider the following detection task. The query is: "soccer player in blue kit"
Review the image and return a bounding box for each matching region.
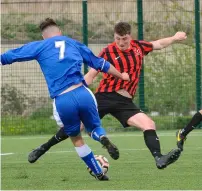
[1,18,130,181]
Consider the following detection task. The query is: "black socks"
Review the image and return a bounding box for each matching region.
[144,129,161,158]
[43,127,69,150]
[181,111,202,137]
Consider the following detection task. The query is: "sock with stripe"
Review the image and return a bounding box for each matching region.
[75,144,103,176]
[91,127,106,142]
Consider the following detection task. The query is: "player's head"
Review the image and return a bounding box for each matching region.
[114,22,132,51]
[39,18,62,39]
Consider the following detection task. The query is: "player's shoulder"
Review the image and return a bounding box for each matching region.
[131,39,152,47]
[130,39,141,46]
[131,39,151,45]
[24,40,44,50]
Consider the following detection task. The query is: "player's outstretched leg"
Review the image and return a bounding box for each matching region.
[28,127,68,163]
[142,127,181,169]
[155,148,181,169]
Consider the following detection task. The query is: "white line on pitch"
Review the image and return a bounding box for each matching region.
[1,148,149,156]
[38,147,202,154]
[47,148,148,154]
[1,153,14,156]
[2,131,202,140]
[3,147,202,156]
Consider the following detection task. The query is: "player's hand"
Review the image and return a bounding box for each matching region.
[121,72,130,81]
[173,32,187,41]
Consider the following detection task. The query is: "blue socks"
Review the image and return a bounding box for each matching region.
[74,127,107,175]
[75,144,102,175]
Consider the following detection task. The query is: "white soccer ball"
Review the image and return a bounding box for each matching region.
[87,155,109,176]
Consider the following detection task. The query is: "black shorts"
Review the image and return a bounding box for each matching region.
[95,92,142,127]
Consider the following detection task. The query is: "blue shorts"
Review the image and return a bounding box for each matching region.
[53,85,101,137]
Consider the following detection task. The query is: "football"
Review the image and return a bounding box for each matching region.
[87,155,109,176]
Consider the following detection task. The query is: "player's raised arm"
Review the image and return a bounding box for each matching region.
[84,66,130,86]
[151,31,187,50]
[1,41,41,65]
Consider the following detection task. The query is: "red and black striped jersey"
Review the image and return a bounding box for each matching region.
[96,40,153,97]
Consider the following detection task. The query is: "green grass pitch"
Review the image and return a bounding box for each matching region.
[1,130,202,190]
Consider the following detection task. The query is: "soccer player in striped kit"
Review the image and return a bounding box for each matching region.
[1,18,130,180]
[28,21,187,170]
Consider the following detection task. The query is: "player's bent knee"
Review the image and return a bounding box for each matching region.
[127,118,156,131]
[144,120,156,131]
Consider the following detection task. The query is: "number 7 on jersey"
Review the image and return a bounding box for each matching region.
[55,41,65,60]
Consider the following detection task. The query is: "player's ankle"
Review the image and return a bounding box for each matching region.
[153,151,162,158]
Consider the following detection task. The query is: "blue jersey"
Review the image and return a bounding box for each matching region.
[1,36,110,98]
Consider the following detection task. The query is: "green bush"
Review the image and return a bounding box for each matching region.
[1,115,196,135]
[152,116,192,130]
[144,45,196,115]
[102,115,195,132]
[25,23,42,40]
[1,116,57,135]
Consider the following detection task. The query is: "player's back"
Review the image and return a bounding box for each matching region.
[1,35,109,99]
[36,36,85,98]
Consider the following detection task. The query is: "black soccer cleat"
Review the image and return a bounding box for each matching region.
[176,129,186,151]
[28,145,49,163]
[155,148,181,169]
[95,173,109,181]
[100,136,119,160]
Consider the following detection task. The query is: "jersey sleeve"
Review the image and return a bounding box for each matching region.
[137,40,153,55]
[74,40,110,73]
[1,41,41,65]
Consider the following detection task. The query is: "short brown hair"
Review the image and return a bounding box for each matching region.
[39,18,58,31]
[114,22,131,36]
